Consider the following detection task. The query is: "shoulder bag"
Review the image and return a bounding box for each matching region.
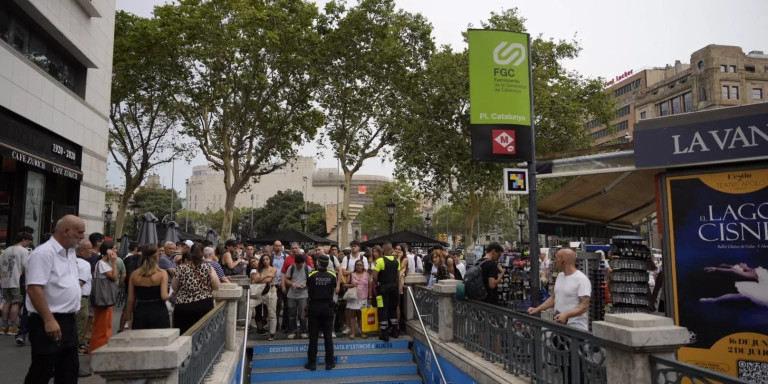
[91,261,118,308]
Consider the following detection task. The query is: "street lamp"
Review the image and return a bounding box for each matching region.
[516,208,526,244]
[237,222,243,240]
[250,194,255,238]
[300,209,308,232]
[387,198,396,241]
[130,201,141,238]
[104,204,113,238]
[424,213,432,237]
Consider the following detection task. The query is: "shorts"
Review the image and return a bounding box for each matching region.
[2,287,23,304]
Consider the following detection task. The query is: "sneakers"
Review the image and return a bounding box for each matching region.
[325,363,336,370]
[360,333,368,339]
[268,334,275,341]
[378,331,389,342]
[287,333,297,340]
[389,325,399,338]
[78,344,89,355]
[304,362,316,371]
[341,325,350,335]
[0,327,7,335]
[7,326,19,336]
[15,335,26,345]
[332,332,337,338]
[300,333,308,339]
[349,334,355,340]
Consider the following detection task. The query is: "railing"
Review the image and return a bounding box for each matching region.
[413,286,439,332]
[407,286,446,384]
[179,301,228,384]
[649,355,750,384]
[451,299,607,384]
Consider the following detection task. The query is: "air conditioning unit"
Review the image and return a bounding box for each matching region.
[77,0,102,18]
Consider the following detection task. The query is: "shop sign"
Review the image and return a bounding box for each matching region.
[5,148,82,181]
[634,103,768,168]
[664,168,768,380]
[468,29,533,162]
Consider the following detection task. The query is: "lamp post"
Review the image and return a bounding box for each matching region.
[104,204,113,238]
[130,201,141,238]
[300,209,308,232]
[516,209,526,244]
[250,194,255,238]
[237,222,243,241]
[386,198,395,242]
[424,213,432,237]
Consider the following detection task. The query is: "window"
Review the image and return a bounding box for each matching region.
[722,85,730,99]
[732,86,739,100]
[697,61,704,70]
[640,111,647,119]
[720,65,727,72]
[683,92,692,112]
[700,87,707,101]
[672,97,681,114]
[616,105,630,118]
[754,88,764,100]
[614,120,629,132]
[659,102,669,116]
[745,66,755,73]
[729,65,736,73]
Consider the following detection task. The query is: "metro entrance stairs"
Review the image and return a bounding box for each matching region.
[249,334,421,384]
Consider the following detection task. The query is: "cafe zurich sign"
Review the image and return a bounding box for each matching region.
[634,103,768,168]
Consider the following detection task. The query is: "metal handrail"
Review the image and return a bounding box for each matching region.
[180,301,228,384]
[239,290,250,383]
[649,355,750,384]
[407,286,447,384]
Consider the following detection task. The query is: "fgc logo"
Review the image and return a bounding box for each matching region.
[493,41,526,66]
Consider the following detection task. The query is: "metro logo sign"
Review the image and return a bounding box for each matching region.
[492,130,516,154]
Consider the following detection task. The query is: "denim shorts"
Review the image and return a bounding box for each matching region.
[1,287,23,304]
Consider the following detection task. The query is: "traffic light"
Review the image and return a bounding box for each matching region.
[456,235,462,244]
[438,233,446,242]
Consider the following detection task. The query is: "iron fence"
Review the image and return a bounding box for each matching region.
[413,286,439,332]
[451,299,607,384]
[179,301,228,384]
[649,355,751,384]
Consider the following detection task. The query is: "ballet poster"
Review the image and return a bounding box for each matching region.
[665,167,768,381]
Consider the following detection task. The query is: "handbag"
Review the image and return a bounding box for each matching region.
[361,305,379,333]
[91,262,118,308]
[343,286,358,301]
[250,283,272,299]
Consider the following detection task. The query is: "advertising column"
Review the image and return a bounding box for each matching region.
[665,168,768,381]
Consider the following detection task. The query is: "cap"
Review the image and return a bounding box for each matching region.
[184,240,194,248]
[318,254,330,267]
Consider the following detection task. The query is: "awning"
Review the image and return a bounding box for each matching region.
[537,169,660,227]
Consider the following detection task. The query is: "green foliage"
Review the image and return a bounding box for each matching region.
[395,8,614,246]
[356,180,425,239]
[251,190,327,237]
[109,11,192,237]
[131,187,183,223]
[155,0,324,237]
[315,0,434,245]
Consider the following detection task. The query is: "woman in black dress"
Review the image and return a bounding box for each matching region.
[125,245,170,329]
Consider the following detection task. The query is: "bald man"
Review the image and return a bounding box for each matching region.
[24,215,86,383]
[528,248,591,331]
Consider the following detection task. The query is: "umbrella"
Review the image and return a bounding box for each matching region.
[206,229,220,246]
[164,221,181,244]
[117,233,131,259]
[137,212,159,247]
[361,230,447,248]
[249,229,336,248]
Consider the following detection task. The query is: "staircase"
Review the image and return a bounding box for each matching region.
[251,335,421,384]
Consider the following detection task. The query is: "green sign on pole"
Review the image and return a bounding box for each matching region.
[468,30,531,126]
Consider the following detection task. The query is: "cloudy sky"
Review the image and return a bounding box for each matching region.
[110,0,768,193]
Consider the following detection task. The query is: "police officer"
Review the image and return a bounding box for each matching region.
[304,254,336,371]
[372,243,400,342]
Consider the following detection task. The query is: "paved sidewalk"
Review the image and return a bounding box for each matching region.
[0,309,123,383]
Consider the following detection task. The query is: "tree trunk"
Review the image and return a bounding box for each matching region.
[463,200,481,247]
[221,188,237,240]
[114,201,127,239]
[340,171,353,246]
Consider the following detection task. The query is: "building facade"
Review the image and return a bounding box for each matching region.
[0,0,115,245]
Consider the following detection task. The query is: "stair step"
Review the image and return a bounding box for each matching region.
[251,361,418,382]
[252,348,413,368]
[251,338,411,355]
[257,374,423,384]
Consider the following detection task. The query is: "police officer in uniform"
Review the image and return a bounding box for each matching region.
[304,254,336,371]
[372,243,400,342]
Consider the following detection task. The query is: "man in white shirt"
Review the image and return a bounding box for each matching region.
[24,215,85,383]
[341,241,369,281]
[74,239,93,376]
[0,231,32,335]
[527,248,591,331]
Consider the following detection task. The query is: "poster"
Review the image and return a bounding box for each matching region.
[413,340,479,384]
[24,171,45,246]
[666,168,768,381]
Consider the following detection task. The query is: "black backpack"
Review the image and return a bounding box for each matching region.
[464,259,490,300]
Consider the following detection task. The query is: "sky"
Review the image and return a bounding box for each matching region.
[110,0,768,195]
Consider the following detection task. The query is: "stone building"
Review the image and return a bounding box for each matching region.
[0,0,115,245]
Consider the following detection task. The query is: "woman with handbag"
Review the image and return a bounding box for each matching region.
[125,245,170,330]
[250,254,277,340]
[343,259,369,339]
[172,244,221,334]
[90,241,118,354]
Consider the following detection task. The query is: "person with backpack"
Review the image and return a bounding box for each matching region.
[464,242,505,305]
[372,243,400,342]
[282,253,312,339]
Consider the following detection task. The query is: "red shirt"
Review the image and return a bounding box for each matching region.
[281,253,314,274]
